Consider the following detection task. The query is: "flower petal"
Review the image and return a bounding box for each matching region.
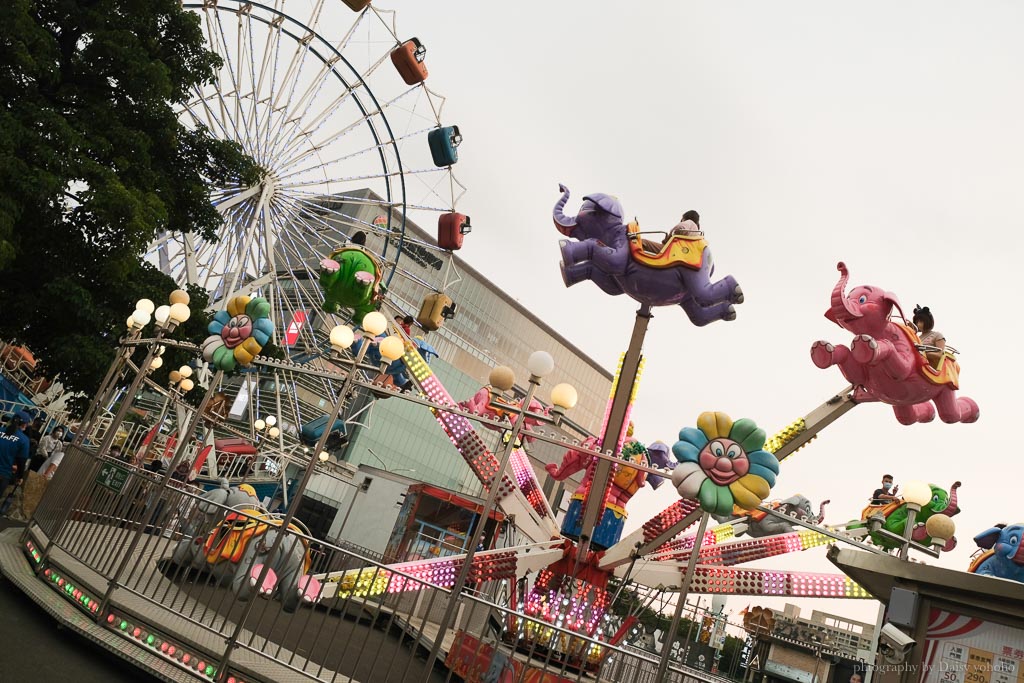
[227,296,250,318]
[699,478,734,516]
[747,463,778,488]
[697,412,733,441]
[202,335,223,362]
[733,421,766,453]
[245,296,271,320]
[677,427,708,450]
[728,418,759,448]
[212,345,236,372]
[672,440,701,465]
[672,462,706,499]
[733,474,771,504]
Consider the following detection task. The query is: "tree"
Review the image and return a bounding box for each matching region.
[0,0,258,407]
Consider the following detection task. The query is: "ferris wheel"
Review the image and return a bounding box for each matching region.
[149,0,466,356]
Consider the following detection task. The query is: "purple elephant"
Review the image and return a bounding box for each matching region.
[810,262,979,425]
[553,185,743,326]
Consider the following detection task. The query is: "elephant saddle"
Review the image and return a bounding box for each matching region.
[627,221,706,270]
[894,323,960,389]
[204,509,271,565]
[859,500,901,523]
[967,549,994,574]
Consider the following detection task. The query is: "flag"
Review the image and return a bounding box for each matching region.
[191,429,215,482]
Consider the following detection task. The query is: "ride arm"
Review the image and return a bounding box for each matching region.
[765,385,858,462]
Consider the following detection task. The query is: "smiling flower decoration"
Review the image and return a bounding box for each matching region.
[202,296,273,372]
[670,411,780,516]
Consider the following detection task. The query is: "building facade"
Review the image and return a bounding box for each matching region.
[291,190,613,552]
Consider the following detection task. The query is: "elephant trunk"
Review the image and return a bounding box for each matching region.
[825,261,859,325]
[942,481,961,516]
[817,499,831,523]
[553,185,577,236]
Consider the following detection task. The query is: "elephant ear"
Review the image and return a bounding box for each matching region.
[973,524,1007,549]
[884,291,906,320]
[582,193,624,220]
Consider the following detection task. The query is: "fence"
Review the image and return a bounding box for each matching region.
[20,443,725,683]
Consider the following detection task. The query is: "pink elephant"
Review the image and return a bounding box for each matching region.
[458,386,547,444]
[810,262,979,425]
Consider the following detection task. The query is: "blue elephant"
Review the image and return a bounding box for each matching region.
[553,184,743,325]
[969,523,1024,582]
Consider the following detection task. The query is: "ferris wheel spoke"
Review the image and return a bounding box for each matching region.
[267,76,362,168]
[212,8,252,156]
[275,134,398,184]
[201,14,249,156]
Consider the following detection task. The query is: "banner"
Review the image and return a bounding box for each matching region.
[445,631,574,683]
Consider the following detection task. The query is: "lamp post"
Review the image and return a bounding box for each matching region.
[89,295,191,460]
[217,311,387,671]
[44,292,190,564]
[422,350,557,674]
[898,481,932,560]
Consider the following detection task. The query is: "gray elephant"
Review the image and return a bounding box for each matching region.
[553,184,743,325]
[169,509,314,612]
[714,495,829,537]
[167,485,316,612]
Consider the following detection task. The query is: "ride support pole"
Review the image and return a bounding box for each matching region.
[655,511,711,680]
[96,369,224,617]
[215,344,369,674]
[575,304,650,563]
[421,374,542,679]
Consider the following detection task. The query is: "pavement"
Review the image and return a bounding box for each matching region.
[0,518,156,683]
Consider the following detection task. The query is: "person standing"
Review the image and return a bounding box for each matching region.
[37,431,66,480]
[33,424,65,472]
[0,410,33,515]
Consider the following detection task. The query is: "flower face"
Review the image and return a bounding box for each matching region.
[202,296,274,372]
[698,438,749,485]
[671,411,780,516]
[221,315,253,349]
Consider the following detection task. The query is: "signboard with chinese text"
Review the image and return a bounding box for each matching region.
[920,609,1024,683]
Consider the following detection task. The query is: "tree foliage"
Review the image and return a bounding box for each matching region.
[0,0,259,407]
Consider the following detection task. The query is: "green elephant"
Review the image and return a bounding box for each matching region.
[849,481,960,551]
[319,247,382,319]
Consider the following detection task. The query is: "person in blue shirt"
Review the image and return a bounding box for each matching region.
[0,410,32,515]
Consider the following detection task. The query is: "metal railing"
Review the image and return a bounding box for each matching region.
[23,444,727,683]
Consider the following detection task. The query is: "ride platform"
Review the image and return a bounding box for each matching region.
[0,525,359,683]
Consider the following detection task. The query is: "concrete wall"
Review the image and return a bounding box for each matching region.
[326,471,406,554]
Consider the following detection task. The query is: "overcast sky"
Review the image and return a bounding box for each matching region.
[314,1,1024,625]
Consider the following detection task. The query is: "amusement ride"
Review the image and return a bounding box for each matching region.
[7,4,1013,683]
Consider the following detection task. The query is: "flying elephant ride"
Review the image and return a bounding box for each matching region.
[319,243,384,320]
[168,492,322,613]
[714,494,831,538]
[968,524,1024,582]
[847,481,961,552]
[552,185,743,326]
[458,366,549,445]
[810,262,979,425]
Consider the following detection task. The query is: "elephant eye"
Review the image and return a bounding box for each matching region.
[857,295,867,304]
[726,444,743,459]
[709,440,725,458]
[1012,535,1020,545]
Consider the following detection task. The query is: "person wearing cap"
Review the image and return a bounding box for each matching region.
[0,410,32,515]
